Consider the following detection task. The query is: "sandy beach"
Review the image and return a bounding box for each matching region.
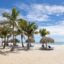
[0,45,64,64]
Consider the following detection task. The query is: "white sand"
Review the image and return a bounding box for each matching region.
[0,45,64,64]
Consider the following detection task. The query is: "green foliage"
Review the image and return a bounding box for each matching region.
[0,26,11,38]
[18,19,27,31]
[39,29,50,37]
[11,8,19,20]
[24,22,38,37]
[2,8,19,26]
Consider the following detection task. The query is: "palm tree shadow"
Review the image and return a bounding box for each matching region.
[4,50,19,54]
[3,46,28,54]
[0,51,7,55]
[17,46,29,51]
[39,47,54,51]
[0,45,32,55]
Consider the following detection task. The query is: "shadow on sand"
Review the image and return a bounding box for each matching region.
[0,45,30,55]
[39,47,54,51]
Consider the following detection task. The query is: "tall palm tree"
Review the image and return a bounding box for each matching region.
[18,19,27,47]
[2,8,19,51]
[24,22,37,50]
[39,29,50,48]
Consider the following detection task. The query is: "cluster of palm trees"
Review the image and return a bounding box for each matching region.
[0,8,54,51]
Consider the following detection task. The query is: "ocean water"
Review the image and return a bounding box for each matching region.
[35,42,64,45]
[54,42,64,45]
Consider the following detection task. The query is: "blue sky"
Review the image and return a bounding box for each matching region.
[0,0,64,42]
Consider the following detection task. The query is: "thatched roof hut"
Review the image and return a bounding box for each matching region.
[40,37,54,49]
[40,37,54,43]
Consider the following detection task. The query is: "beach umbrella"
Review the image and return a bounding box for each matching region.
[40,37,54,48]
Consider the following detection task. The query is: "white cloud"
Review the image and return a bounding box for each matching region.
[26,14,49,21]
[17,3,30,11]
[19,3,64,35]
[16,3,64,21]
[0,8,10,15]
[38,21,64,35]
[30,4,64,15]
[16,3,50,21]
[36,21,64,42]
[16,3,64,35]
[0,8,10,21]
[0,16,7,21]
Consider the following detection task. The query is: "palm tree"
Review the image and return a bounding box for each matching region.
[2,8,20,51]
[0,25,11,48]
[39,29,50,37]
[39,29,50,48]
[6,34,11,46]
[11,30,20,46]
[24,22,37,50]
[26,36,35,47]
[18,19,27,47]
[0,20,12,47]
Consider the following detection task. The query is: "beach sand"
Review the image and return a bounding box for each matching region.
[0,45,64,64]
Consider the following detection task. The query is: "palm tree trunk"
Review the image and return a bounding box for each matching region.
[46,43,47,49]
[30,43,32,47]
[6,37,9,46]
[27,36,30,50]
[3,37,6,49]
[11,34,15,51]
[11,22,15,51]
[1,38,3,46]
[21,34,24,47]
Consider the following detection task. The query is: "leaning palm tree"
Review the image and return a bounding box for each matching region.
[24,22,37,50]
[2,8,19,51]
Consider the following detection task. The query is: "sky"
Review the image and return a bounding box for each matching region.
[0,0,64,42]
